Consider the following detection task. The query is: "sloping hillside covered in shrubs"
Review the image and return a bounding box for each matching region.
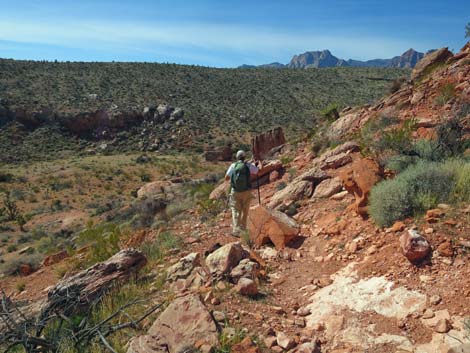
[0,59,407,161]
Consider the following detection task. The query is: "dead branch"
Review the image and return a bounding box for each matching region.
[0,289,162,353]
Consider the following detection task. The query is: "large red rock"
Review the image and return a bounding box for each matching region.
[312,177,342,198]
[231,337,261,353]
[411,48,453,81]
[253,159,283,180]
[328,110,366,140]
[236,278,258,297]
[247,205,300,249]
[268,166,329,209]
[127,294,218,353]
[320,152,352,170]
[136,181,175,199]
[267,180,313,209]
[166,252,201,281]
[19,263,33,276]
[209,180,230,200]
[205,242,248,277]
[42,250,69,267]
[339,158,383,217]
[400,230,432,264]
[59,109,144,134]
[251,127,286,160]
[319,141,360,162]
[437,240,454,257]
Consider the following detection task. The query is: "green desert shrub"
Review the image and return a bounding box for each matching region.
[77,222,127,267]
[369,161,457,226]
[164,199,192,219]
[1,253,42,276]
[0,172,14,183]
[384,154,418,173]
[435,82,456,106]
[379,113,468,172]
[448,160,470,202]
[389,77,406,94]
[140,231,182,262]
[360,115,400,151]
[186,183,225,220]
[121,197,167,228]
[320,102,340,122]
[376,118,416,156]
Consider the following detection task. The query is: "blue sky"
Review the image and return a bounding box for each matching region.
[0,0,469,67]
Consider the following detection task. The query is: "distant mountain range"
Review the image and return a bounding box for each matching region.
[239,49,433,69]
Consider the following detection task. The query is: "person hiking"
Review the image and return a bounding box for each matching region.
[225,150,259,236]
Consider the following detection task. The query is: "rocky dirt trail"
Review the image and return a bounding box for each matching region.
[158,139,470,352]
[4,146,470,353]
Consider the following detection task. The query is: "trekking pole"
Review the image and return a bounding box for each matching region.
[257,176,261,205]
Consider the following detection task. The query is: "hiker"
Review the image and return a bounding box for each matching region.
[225,150,259,236]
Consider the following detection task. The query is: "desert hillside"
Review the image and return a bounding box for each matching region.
[0,60,406,162]
[1,44,470,353]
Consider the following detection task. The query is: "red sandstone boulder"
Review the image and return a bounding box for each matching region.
[319,141,360,162]
[437,240,454,257]
[19,264,33,276]
[411,48,453,81]
[231,337,262,353]
[253,159,283,180]
[339,158,383,217]
[136,181,175,199]
[209,180,230,200]
[320,152,352,170]
[236,278,258,297]
[127,294,218,353]
[390,221,406,233]
[247,205,300,249]
[268,180,313,209]
[400,230,431,264]
[312,177,343,198]
[268,167,328,209]
[42,250,69,267]
[205,242,248,277]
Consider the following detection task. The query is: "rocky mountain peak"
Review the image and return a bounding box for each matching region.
[241,48,429,69]
[288,49,347,68]
[389,48,425,68]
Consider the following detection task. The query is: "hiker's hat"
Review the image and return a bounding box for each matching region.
[236,150,246,160]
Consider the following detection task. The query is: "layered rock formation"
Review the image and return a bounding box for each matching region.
[251,127,286,160]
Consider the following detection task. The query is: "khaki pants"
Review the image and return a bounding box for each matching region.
[230,190,253,234]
